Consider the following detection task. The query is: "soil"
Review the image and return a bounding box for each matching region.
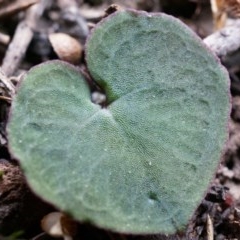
[1,0,240,239]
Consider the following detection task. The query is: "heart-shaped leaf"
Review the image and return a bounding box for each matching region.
[7,10,230,234]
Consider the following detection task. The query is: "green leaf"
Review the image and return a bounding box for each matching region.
[7,10,230,234]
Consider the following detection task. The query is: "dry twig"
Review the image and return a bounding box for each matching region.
[206,215,214,240]
[1,0,49,77]
[204,19,240,57]
[0,95,12,102]
[0,69,15,95]
[0,0,39,19]
[0,32,10,45]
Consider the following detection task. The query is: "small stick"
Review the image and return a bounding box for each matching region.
[206,215,214,240]
[0,32,10,45]
[204,19,240,57]
[1,0,50,77]
[0,95,12,102]
[0,68,15,95]
[0,0,39,19]
[57,0,77,8]
[1,20,33,77]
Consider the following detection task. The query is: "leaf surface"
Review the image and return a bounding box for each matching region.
[7,10,230,234]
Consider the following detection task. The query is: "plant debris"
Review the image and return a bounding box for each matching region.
[1,0,240,239]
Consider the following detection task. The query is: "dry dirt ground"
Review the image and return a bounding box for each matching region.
[1,0,240,239]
